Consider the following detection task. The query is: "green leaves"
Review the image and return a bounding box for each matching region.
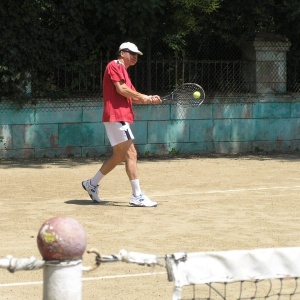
[171,0,221,12]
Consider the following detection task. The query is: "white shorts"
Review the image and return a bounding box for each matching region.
[104,122,135,147]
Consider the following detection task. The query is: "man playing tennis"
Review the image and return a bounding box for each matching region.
[82,42,161,207]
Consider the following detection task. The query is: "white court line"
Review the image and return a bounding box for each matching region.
[82,271,166,281]
[0,281,43,287]
[102,185,300,201]
[0,272,166,288]
[153,185,300,197]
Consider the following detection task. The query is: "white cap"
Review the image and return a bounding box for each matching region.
[118,42,143,55]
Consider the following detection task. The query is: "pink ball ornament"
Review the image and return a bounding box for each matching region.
[37,216,87,261]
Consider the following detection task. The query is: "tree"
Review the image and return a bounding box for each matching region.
[1,0,300,100]
[184,0,300,46]
[0,0,169,99]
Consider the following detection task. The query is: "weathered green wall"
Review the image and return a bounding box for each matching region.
[0,96,299,158]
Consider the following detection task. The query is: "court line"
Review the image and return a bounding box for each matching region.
[153,185,300,197]
[82,271,166,281]
[0,272,166,288]
[102,185,300,201]
[0,281,43,287]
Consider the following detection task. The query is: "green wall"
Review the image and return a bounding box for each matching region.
[0,96,299,158]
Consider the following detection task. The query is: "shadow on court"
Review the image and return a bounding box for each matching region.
[0,152,299,170]
[65,199,128,207]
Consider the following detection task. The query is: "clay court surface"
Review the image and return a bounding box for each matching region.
[0,154,300,299]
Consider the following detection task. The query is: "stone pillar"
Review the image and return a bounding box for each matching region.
[242,34,291,94]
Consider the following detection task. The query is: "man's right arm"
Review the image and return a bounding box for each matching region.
[114,81,161,104]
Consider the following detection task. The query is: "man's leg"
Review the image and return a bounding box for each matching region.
[82,140,134,203]
[101,140,157,207]
[101,140,142,196]
[100,140,135,176]
[122,142,157,207]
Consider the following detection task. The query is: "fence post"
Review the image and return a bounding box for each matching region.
[37,216,87,300]
[242,33,291,94]
[146,39,152,94]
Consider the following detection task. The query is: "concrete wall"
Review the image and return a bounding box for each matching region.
[0,96,299,159]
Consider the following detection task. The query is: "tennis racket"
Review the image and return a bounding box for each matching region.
[162,83,205,107]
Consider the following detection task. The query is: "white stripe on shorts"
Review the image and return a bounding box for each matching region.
[104,122,135,147]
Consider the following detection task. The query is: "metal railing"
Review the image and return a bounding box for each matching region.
[36,59,255,99]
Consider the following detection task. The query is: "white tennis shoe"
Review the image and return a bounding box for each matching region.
[129,193,157,207]
[82,179,101,203]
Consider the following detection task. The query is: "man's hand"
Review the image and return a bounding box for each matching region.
[150,95,162,104]
[138,94,162,104]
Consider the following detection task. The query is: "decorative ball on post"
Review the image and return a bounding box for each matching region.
[37,216,87,261]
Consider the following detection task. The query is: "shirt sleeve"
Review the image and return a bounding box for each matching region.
[107,61,124,83]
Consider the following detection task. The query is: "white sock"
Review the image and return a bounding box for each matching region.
[91,171,104,187]
[130,179,141,197]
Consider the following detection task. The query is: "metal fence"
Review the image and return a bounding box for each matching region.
[131,59,253,97]
[1,40,300,109]
[35,57,297,99]
[287,55,300,93]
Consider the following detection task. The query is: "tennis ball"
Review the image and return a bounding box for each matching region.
[193,91,201,99]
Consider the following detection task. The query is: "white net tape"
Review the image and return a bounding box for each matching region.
[166,247,300,299]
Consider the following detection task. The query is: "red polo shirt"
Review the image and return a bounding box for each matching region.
[102,60,135,123]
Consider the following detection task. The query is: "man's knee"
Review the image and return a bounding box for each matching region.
[112,141,133,160]
[122,143,137,161]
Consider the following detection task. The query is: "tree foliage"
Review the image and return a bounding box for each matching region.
[158,0,300,59]
[187,0,300,46]
[1,0,300,100]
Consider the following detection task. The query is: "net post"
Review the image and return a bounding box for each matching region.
[37,216,87,300]
[43,260,83,300]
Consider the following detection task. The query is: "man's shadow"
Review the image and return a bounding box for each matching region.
[65,200,127,207]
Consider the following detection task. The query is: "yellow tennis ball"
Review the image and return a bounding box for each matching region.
[193,91,201,99]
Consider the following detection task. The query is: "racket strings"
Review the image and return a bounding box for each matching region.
[162,83,205,107]
[174,85,204,106]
